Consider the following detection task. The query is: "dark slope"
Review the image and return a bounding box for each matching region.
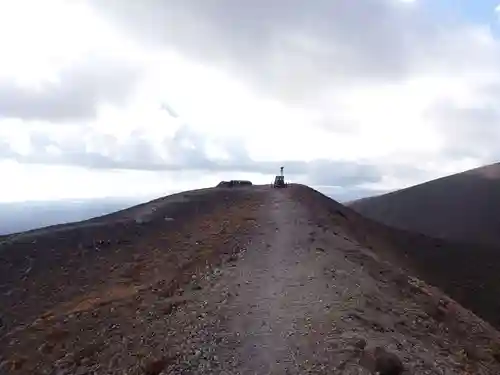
[4,185,500,373]
[295,184,500,330]
[348,162,500,247]
[0,187,257,331]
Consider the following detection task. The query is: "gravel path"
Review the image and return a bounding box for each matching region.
[166,188,370,374]
[168,187,500,374]
[4,186,500,374]
[168,190,361,373]
[223,189,336,373]
[213,187,386,374]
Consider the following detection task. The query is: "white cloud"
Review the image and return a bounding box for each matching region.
[1,0,500,202]
[0,159,285,202]
[0,0,139,86]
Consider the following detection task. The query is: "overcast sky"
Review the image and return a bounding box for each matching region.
[1,0,500,202]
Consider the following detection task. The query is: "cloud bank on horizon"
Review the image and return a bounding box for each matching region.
[1,0,500,202]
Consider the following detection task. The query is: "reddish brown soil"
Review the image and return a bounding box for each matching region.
[2,185,500,374]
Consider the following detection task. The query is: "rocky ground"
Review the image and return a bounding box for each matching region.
[2,185,500,374]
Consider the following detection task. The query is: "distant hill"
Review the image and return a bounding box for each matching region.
[348,162,500,247]
[0,198,147,235]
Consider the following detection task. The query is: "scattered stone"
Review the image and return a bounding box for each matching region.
[38,342,55,354]
[143,357,168,375]
[353,338,367,351]
[373,347,404,375]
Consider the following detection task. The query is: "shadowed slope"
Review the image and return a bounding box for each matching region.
[349,162,500,247]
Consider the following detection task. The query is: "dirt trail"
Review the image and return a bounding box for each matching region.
[218,187,386,374]
[168,188,500,374]
[4,186,500,374]
[225,189,335,373]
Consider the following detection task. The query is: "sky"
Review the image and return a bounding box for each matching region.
[1,0,500,202]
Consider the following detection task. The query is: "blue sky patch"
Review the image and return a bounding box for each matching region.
[423,0,499,24]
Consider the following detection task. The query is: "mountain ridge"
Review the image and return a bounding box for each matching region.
[349,162,500,247]
[2,184,500,373]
